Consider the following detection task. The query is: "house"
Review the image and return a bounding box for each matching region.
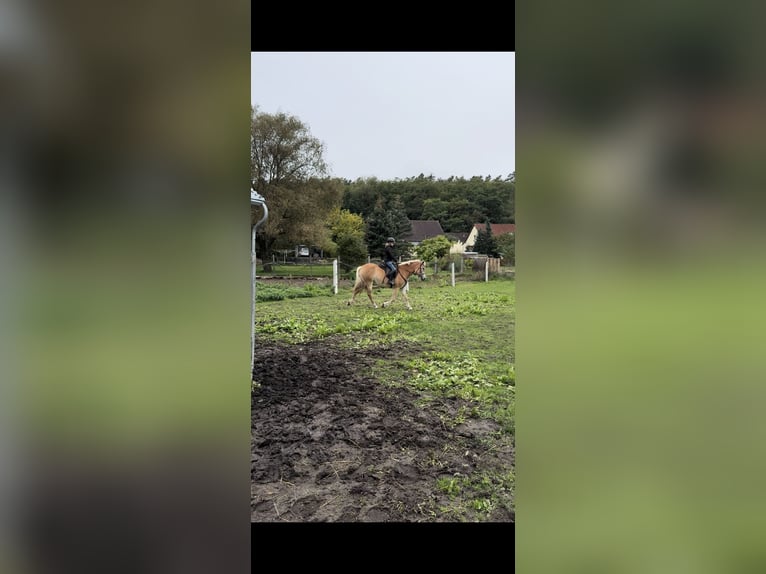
[403,220,446,247]
[465,223,515,250]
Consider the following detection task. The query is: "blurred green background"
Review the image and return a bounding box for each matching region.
[1,1,250,572]
[6,0,766,570]
[518,2,766,572]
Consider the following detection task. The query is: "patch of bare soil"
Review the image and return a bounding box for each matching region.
[251,339,514,522]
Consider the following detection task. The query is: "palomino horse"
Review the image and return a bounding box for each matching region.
[347,259,427,310]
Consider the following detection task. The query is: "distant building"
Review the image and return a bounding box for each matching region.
[403,220,446,247]
[465,223,515,251]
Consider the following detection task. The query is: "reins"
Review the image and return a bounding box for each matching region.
[396,266,409,288]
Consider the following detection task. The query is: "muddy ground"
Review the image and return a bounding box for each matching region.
[251,338,514,522]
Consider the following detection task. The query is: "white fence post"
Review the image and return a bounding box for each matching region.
[485,259,489,282]
[451,262,455,287]
[333,258,339,295]
[250,189,268,379]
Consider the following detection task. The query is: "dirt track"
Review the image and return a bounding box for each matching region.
[251,338,514,522]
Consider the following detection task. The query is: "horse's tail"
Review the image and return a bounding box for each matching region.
[353,265,364,289]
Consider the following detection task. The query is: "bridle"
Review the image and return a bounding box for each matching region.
[395,261,427,287]
[416,261,426,281]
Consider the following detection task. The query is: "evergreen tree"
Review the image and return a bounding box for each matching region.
[365,197,389,254]
[365,195,412,258]
[388,195,413,240]
[474,221,499,257]
[495,232,515,265]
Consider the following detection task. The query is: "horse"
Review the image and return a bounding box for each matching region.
[347,259,427,310]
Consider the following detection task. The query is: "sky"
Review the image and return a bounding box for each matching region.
[251,52,515,181]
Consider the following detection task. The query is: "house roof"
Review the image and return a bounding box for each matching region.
[446,232,470,244]
[472,223,515,236]
[404,220,445,243]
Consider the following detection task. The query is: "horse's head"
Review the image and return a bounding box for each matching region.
[417,260,427,281]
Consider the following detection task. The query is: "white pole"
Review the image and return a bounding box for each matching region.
[250,189,268,379]
[333,258,339,295]
[485,259,489,282]
[451,262,455,287]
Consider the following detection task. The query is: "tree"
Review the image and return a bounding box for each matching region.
[420,198,449,222]
[342,173,514,233]
[495,232,515,265]
[251,106,341,266]
[416,235,453,263]
[474,221,499,257]
[386,194,412,242]
[334,235,368,267]
[327,208,367,266]
[365,195,412,258]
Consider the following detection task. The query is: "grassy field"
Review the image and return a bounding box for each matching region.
[254,277,515,519]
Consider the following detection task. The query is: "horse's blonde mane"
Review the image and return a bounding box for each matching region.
[400,259,422,266]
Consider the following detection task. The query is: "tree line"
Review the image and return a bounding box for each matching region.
[251,106,514,268]
[342,173,514,234]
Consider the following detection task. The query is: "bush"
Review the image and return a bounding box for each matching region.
[336,234,368,267]
[416,235,453,263]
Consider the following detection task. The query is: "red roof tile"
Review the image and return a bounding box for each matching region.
[473,223,515,235]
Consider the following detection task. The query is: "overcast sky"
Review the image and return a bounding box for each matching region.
[251,52,515,181]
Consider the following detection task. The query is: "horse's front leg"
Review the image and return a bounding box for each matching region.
[400,287,413,311]
[382,286,399,308]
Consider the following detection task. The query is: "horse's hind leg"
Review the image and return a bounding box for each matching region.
[347,283,362,306]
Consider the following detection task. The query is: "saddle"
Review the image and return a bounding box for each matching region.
[378,261,397,286]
